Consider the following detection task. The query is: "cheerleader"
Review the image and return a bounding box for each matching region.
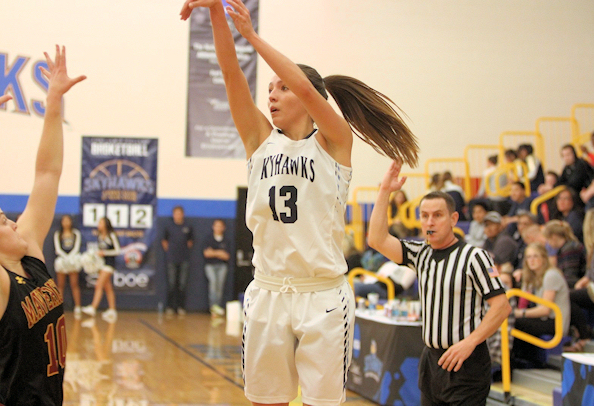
[53,214,83,318]
[82,217,121,322]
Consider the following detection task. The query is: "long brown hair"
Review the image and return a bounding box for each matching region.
[298,64,419,167]
[521,242,557,290]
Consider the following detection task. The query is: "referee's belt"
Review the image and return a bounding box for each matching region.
[254,272,345,293]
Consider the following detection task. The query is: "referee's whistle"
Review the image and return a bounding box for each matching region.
[426,230,435,235]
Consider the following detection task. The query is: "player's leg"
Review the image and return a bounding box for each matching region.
[294,280,355,406]
[243,282,299,403]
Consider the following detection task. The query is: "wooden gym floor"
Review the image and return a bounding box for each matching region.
[63,311,376,406]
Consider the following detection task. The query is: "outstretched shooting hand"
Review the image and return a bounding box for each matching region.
[225,0,256,39]
[180,0,220,21]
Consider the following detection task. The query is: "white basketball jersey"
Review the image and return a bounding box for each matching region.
[246,129,352,279]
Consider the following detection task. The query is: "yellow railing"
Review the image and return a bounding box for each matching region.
[398,194,423,230]
[400,172,429,200]
[349,187,381,252]
[529,185,566,217]
[485,161,530,197]
[571,103,594,157]
[499,131,544,168]
[500,289,564,402]
[536,117,577,172]
[463,144,501,197]
[347,267,395,302]
[425,158,471,201]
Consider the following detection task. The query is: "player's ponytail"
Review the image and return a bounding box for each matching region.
[297,64,419,167]
[324,75,419,167]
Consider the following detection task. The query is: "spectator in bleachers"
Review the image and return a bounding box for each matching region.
[476,155,498,198]
[513,212,538,271]
[556,144,594,200]
[567,209,594,350]
[503,182,533,237]
[505,148,524,180]
[466,201,489,247]
[512,243,570,366]
[544,220,586,289]
[536,171,560,223]
[388,190,416,238]
[473,155,510,215]
[551,188,584,242]
[518,143,545,194]
[442,171,467,220]
[579,131,594,167]
[427,173,443,193]
[514,223,555,284]
[537,170,559,196]
[483,211,519,271]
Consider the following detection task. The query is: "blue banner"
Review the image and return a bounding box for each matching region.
[186,0,259,158]
[80,137,158,293]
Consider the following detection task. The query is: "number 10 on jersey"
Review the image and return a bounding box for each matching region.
[83,203,153,229]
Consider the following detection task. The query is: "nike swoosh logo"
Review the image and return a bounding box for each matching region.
[326,307,337,313]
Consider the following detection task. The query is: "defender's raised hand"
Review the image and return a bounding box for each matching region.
[40,45,87,99]
[0,94,12,106]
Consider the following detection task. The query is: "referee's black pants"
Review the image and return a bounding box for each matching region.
[419,342,491,406]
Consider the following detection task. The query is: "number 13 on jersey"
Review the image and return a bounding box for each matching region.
[268,186,298,224]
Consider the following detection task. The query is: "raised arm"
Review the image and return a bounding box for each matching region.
[368,161,407,263]
[224,0,353,155]
[181,0,271,157]
[17,46,86,260]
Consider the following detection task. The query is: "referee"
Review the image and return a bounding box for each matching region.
[368,161,511,406]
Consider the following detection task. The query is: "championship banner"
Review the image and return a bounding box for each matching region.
[80,137,158,293]
[186,0,259,158]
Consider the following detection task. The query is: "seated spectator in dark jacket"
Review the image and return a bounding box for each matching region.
[551,188,585,242]
[513,212,538,268]
[568,208,594,347]
[544,220,586,289]
[504,182,533,237]
[556,144,594,199]
[483,211,520,270]
[518,144,545,194]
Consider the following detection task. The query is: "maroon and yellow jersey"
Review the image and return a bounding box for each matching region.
[0,256,65,405]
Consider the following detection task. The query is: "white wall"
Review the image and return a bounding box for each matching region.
[1,0,593,201]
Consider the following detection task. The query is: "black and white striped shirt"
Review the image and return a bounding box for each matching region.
[401,238,505,349]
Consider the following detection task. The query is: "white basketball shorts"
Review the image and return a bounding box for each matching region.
[242,277,355,406]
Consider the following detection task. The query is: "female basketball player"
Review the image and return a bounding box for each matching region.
[0,46,86,405]
[82,217,121,322]
[180,1,419,404]
[54,214,83,318]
